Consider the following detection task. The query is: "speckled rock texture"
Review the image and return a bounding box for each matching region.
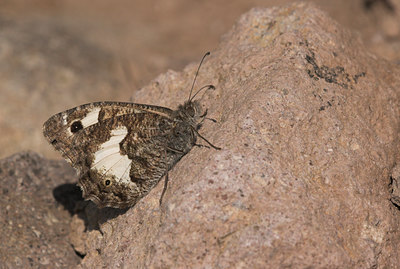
[0,152,80,268]
[74,3,400,268]
[3,2,400,268]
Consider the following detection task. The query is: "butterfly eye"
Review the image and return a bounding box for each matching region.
[104,179,112,186]
[186,105,195,117]
[70,121,83,133]
[51,139,57,145]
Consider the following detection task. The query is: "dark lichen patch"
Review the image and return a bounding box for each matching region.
[306,54,366,89]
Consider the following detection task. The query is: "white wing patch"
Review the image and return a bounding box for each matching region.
[92,126,132,184]
[64,107,101,137]
[81,107,101,128]
[62,113,68,125]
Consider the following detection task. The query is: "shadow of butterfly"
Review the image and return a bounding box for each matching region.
[43,52,220,209]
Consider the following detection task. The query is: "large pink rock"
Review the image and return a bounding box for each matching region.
[75,3,400,268]
[3,2,400,268]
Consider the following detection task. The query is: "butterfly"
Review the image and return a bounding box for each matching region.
[43,52,219,209]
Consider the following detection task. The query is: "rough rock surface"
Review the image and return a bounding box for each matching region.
[3,2,400,268]
[73,3,400,268]
[0,152,80,268]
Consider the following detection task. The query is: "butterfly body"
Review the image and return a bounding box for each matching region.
[43,100,203,208]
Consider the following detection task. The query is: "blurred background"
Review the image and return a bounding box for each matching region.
[0,0,399,159]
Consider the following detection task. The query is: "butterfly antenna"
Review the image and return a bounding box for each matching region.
[188,52,210,101]
[190,84,215,102]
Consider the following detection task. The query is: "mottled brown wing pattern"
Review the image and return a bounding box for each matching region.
[43,101,202,208]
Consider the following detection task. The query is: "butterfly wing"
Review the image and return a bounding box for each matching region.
[43,101,188,208]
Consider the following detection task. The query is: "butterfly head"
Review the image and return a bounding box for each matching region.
[176,100,203,128]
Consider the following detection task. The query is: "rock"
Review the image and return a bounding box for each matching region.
[0,152,80,268]
[75,3,400,268]
[4,2,400,268]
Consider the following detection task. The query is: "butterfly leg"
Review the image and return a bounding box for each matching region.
[194,143,210,149]
[159,172,169,206]
[199,109,217,126]
[205,117,217,123]
[159,146,179,206]
[192,127,221,150]
[200,109,208,118]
